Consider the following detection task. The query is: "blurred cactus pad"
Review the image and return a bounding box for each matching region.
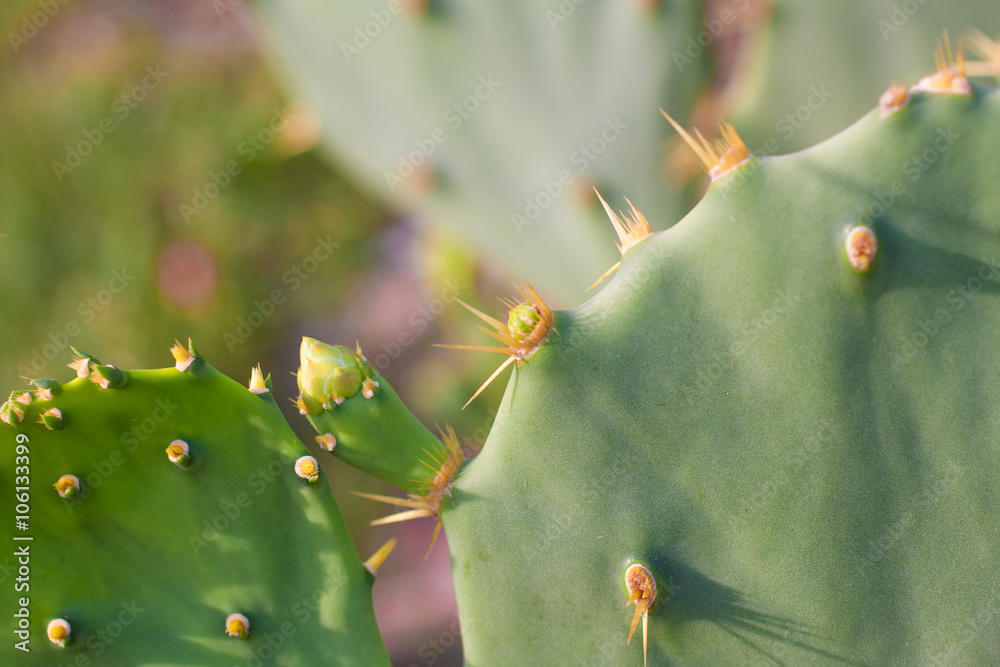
[255,0,712,300]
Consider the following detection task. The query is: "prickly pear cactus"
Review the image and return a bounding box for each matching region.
[0,342,390,665]
[256,0,711,300]
[300,60,1000,664]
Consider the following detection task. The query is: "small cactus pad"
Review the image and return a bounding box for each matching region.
[0,349,389,665]
[297,337,445,495]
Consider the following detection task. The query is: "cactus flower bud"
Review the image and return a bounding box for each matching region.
[298,338,368,409]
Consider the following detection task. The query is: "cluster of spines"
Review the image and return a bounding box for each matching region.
[436,282,554,407]
[355,424,466,555]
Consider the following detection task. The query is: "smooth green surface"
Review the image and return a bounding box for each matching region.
[256,0,710,301]
[0,358,388,666]
[445,88,1000,665]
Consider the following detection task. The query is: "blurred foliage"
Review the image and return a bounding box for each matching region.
[0,3,385,391]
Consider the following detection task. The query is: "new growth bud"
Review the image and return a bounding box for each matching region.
[297,337,376,411]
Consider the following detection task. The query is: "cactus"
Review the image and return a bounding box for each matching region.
[0,341,390,665]
[7,12,1000,666]
[256,0,712,301]
[728,1,1000,153]
[295,48,1000,664]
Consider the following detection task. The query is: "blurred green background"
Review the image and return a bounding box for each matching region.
[2,0,997,664]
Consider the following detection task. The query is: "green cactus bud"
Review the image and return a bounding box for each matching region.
[68,347,101,378]
[90,363,128,389]
[506,303,542,342]
[1,401,24,427]
[38,408,64,431]
[10,390,32,407]
[30,378,61,401]
[297,337,364,406]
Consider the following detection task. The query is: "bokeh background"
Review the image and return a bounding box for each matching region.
[2,1,997,664]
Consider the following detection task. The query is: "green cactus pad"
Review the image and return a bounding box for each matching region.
[0,350,389,665]
[441,86,1000,664]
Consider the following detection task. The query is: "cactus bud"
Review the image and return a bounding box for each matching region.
[47,618,72,647]
[295,456,320,484]
[39,408,64,431]
[68,347,101,378]
[90,364,128,389]
[10,390,32,406]
[54,474,81,499]
[1,401,24,427]
[298,337,365,407]
[507,303,542,342]
[30,378,61,401]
